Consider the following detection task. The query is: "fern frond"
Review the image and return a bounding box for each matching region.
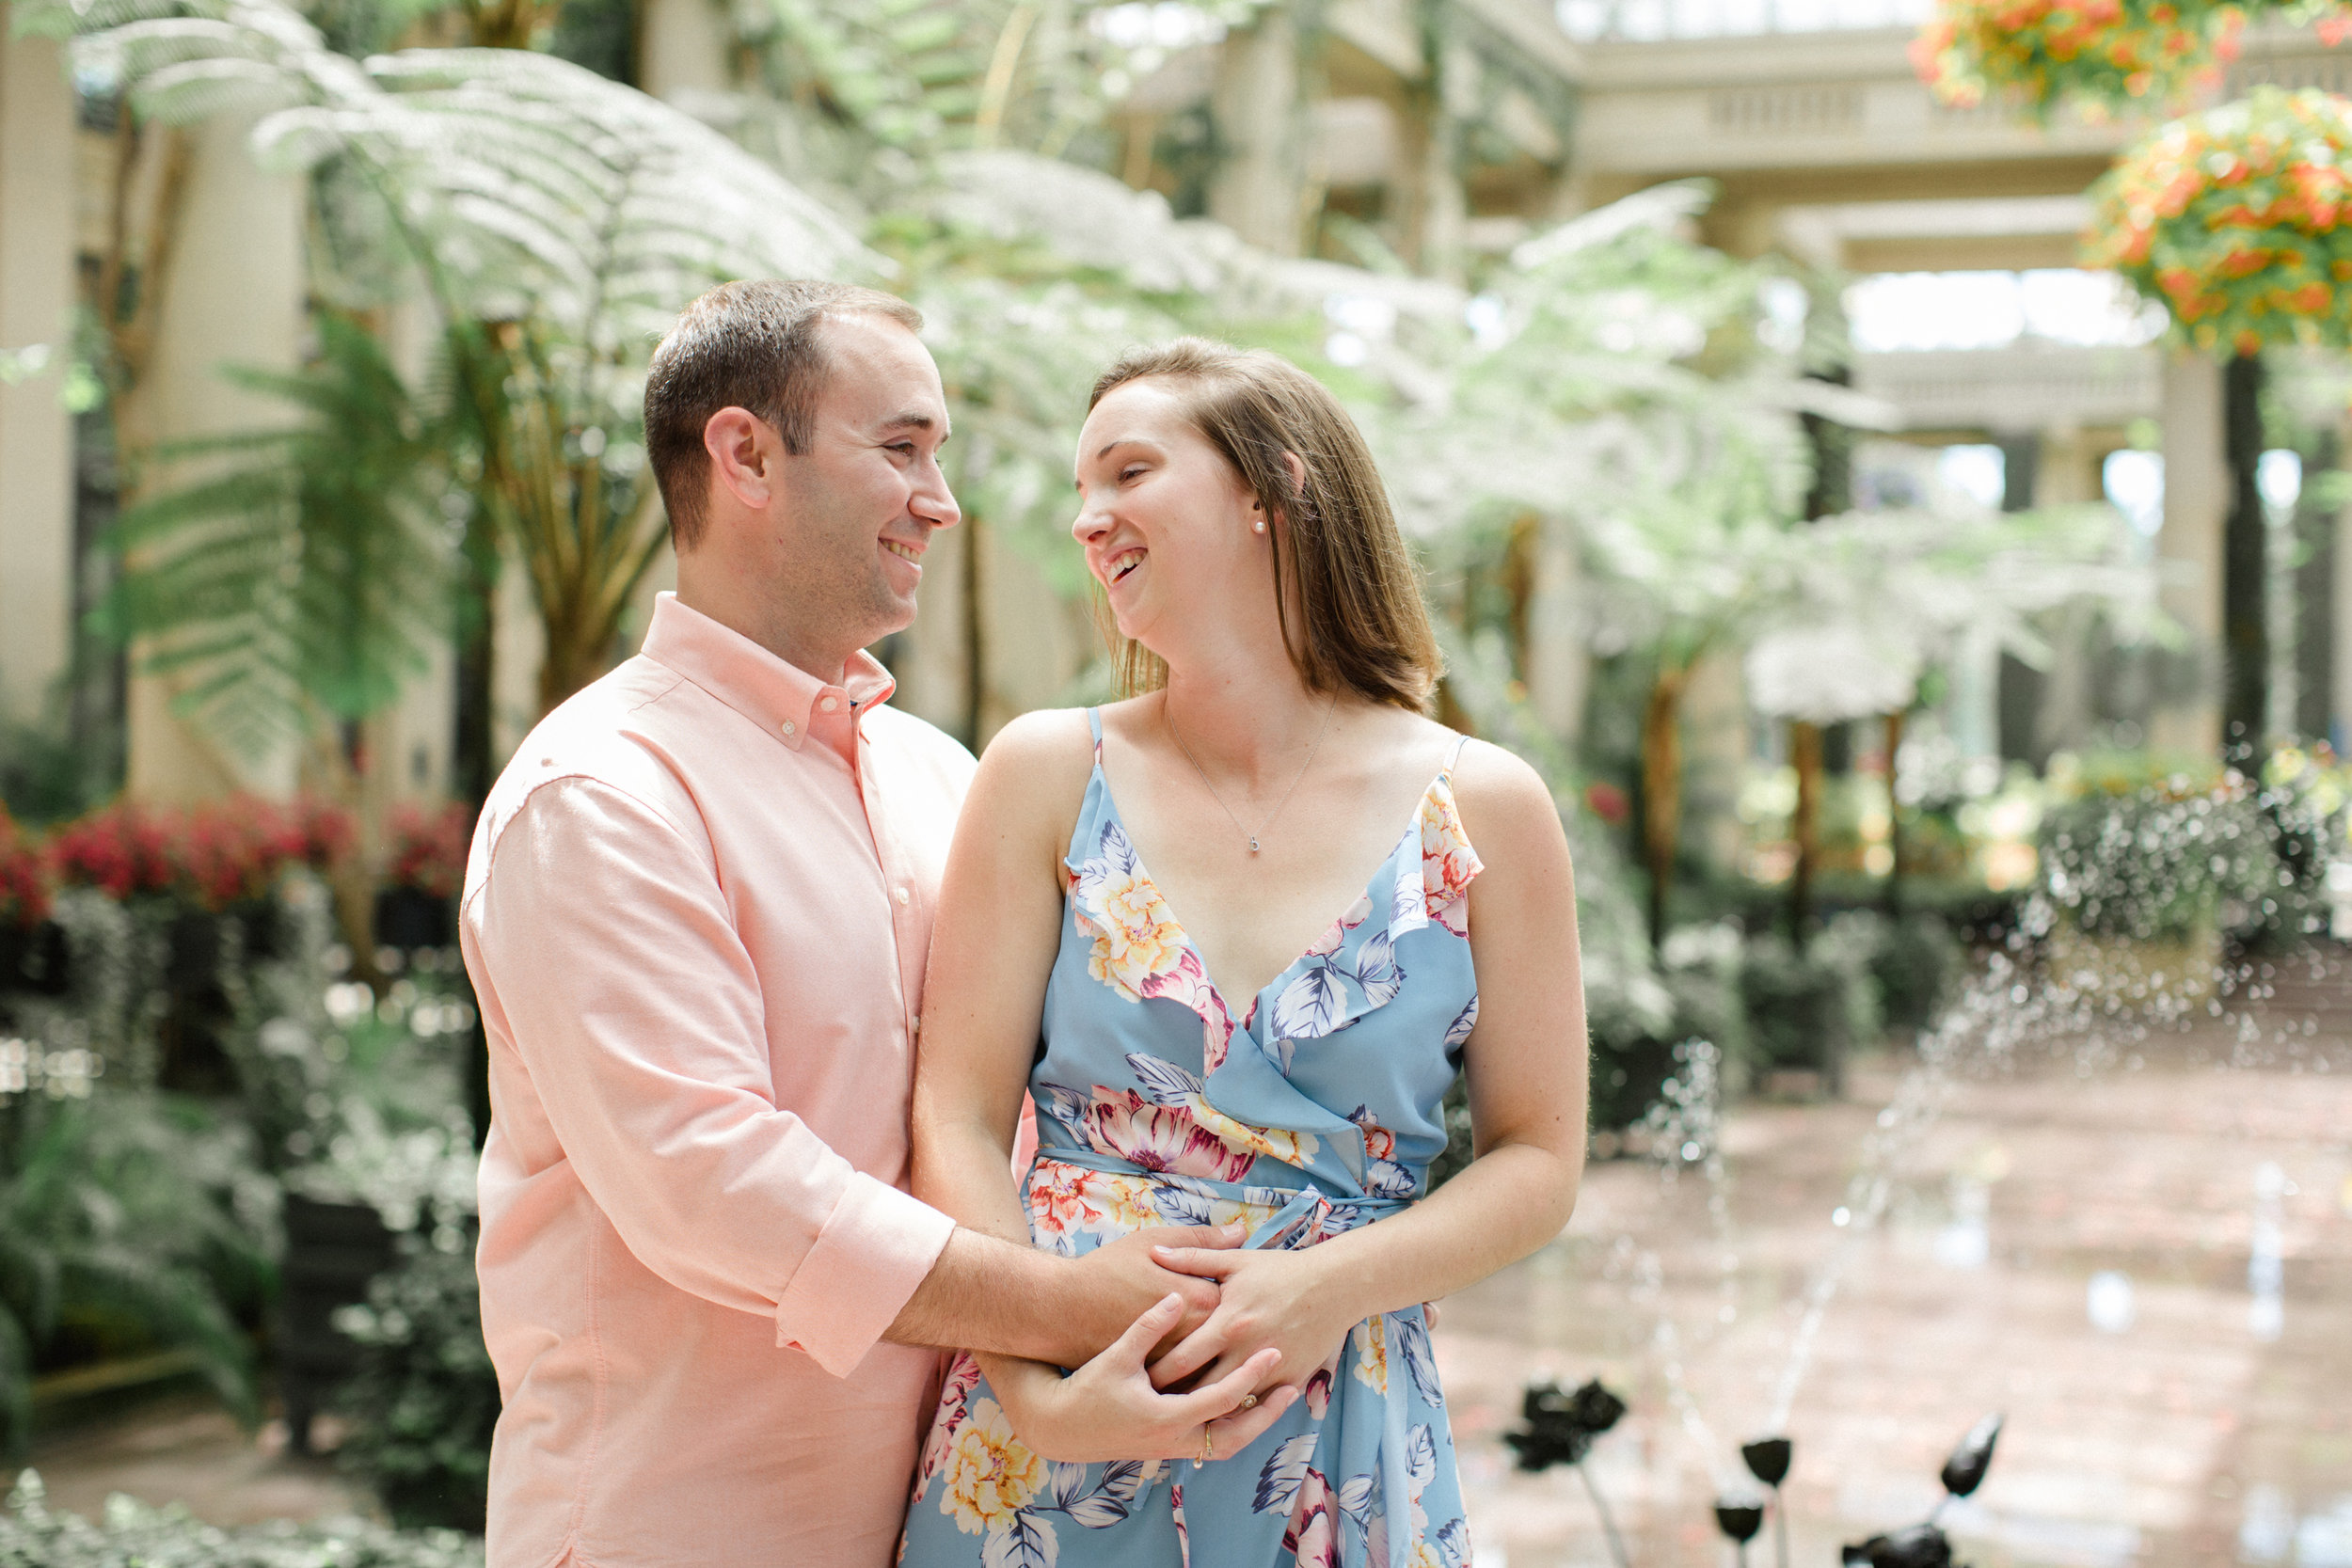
[99,313,456,735]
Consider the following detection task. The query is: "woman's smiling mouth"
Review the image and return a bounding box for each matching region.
[1105,547,1145,585]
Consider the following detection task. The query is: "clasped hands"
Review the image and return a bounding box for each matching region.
[977,1223,1369,1465]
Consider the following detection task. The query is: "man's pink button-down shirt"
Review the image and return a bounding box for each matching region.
[463,592,970,1567]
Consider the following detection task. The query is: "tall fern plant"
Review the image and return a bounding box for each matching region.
[27,0,877,738]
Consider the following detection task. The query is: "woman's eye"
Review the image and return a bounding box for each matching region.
[1120,466,1144,483]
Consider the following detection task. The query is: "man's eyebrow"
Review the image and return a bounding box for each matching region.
[878,410,940,434]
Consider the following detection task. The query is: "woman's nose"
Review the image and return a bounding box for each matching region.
[1071,502,1108,543]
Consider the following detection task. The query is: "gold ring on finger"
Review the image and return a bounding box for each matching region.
[1238,1394,1259,1410]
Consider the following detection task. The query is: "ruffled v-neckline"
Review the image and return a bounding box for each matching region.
[1086,757,1448,1026]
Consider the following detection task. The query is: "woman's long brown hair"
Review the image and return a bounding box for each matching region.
[1089,339,1441,711]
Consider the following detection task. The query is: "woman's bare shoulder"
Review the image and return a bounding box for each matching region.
[963,707,1100,845]
[974,707,1096,791]
[1445,735,1570,858]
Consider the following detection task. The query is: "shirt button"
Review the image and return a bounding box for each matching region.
[819,695,839,713]
[894,887,911,907]
[780,719,797,737]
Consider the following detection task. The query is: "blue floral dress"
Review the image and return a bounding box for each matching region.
[900,709,1482,1568]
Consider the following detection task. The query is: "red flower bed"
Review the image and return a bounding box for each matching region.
[45,795,357,911]
[387,801,473,899]
[47,802,181,900]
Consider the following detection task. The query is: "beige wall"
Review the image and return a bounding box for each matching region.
[0,19,77,724]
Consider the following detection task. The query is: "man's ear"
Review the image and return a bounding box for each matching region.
[704,406,779,512]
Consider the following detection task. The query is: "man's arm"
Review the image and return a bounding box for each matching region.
[469,774,961,1376]
[470,770,1217,1377]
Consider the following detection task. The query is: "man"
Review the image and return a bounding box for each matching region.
[461,280,1279,1566]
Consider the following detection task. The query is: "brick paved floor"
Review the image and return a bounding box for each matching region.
[18,954,2351,1567]
[1438,951,2352,1568]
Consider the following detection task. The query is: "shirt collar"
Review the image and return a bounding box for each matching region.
[640,593,895,753]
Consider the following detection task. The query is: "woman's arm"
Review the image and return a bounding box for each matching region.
[906,709,1229,1348]
[1147,738,1589,1388]
[906,708,1088,1248]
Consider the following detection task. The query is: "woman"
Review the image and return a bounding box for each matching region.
[899,339,1588,1568]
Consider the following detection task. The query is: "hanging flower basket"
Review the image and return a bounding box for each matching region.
[1912,0,2249,119]
[2084,86,2352,353]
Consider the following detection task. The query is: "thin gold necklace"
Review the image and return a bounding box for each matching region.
[1164,691,1338,856]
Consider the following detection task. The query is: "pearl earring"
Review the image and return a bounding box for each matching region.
[1253,519,1266,533]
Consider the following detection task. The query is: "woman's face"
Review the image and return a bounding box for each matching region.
[1071,378,1267,652]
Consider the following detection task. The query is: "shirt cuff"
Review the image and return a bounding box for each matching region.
[774,1174,957,1377]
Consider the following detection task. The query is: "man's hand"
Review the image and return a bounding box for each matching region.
[1062,1224,1243,1363]
[981,1294,1299,1465]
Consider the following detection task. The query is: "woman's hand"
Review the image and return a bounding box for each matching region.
[1142,1243,1364,1396]
[1068,1224,1244,1358]
[983,1293,1300,1465]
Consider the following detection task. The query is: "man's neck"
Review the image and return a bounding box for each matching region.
[674,578,852,688]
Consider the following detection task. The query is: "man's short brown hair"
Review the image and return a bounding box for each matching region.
[644,279,924,550]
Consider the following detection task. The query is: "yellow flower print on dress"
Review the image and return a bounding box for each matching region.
[941,1398,1046,1535]
[1351,1315,1390,1394]
[1069,821,1241,1069]
[1074,863,1186,1003]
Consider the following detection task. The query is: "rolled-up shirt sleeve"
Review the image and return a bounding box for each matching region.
[467,774,955,1376]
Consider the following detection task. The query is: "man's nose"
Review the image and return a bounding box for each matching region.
[912,464,960,531]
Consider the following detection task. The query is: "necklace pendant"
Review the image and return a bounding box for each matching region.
[1248,835,1261,855]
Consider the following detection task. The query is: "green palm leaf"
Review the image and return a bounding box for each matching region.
[94,313,455,742]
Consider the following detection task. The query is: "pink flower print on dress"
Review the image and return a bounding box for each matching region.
[1304,893,1375,958]
[1083,1088,1258,1182]
[912,1354,987,1500]
[1418,784,1482,939]
[1283,1468,1341,1568]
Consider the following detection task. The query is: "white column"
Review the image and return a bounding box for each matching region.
[2032,423,2101,755]
[0,21,78,724]
[127,112,306,802]
[638,0,730,103]
[2151,352,2226,756]
[1208,10,1305,255]
[2336,426,2352,752]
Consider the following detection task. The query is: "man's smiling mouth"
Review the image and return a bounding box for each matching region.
[882,539,922,562]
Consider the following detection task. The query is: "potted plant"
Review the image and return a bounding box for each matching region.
[2086,86,2352,356]
[1913,0,2249,119]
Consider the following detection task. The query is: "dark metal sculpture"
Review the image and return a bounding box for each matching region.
[1740,1435,1794,1568]
[1936,1413,2002,1506]
[1715,1496,1767,1568]
[1843,1412,2004,1568]
[1504,1379,1632,1568]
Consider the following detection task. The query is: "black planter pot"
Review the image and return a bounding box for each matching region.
[277,1195,399,1454]
[0,920,70,998]
[374,886,453,952]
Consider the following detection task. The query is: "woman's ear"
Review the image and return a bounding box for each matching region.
[1279,451,1307,498]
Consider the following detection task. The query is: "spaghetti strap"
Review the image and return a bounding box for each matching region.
[1085,705,1104,760]
[1445,732,1471,775]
